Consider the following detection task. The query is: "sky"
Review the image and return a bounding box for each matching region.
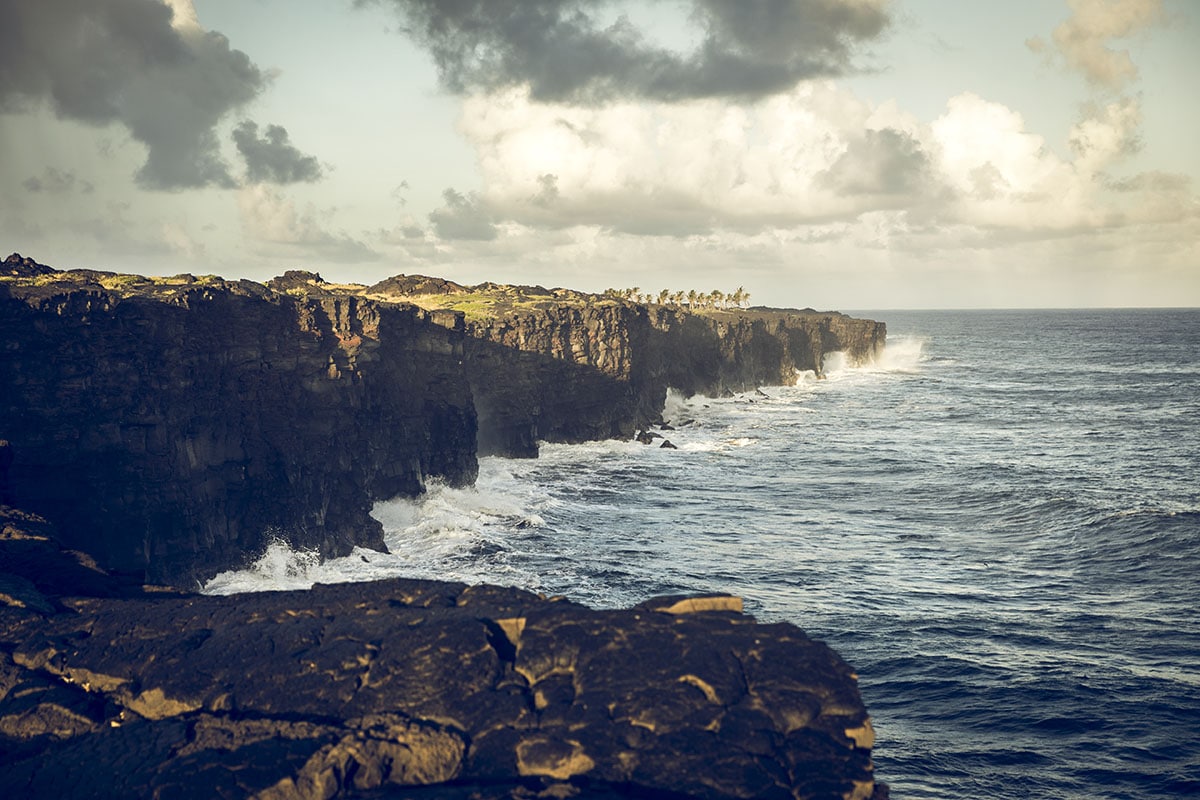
[1,0,1197,309]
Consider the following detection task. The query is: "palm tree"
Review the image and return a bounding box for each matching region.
[687,289,697,307]
[657,289,670,305]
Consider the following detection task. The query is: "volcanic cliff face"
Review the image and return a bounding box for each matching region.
[0,256,476,585]
[1,256,892,797]
[1,254,885,583]
[455,302,886,457]
[368,276,885,457]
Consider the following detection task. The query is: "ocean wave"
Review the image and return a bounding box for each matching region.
[872,334,928,374]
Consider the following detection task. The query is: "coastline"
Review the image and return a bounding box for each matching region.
[0,252,884,585]
[1,253,889,798]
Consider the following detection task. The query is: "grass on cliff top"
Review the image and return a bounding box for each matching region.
[2,271,225,294]
[96,273,227,296]
[393,289,796,322]
[399,289,622,321]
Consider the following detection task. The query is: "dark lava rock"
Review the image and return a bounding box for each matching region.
[463,303,886,459]
[0,262,477,586]
[0,515,886,800]
[0,255,886,583]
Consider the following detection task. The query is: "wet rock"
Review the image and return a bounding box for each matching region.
[660,440,678,450]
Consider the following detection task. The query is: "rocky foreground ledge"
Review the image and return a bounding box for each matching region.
[1,508,887,799]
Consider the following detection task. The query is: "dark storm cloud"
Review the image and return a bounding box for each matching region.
[361,0,891,102]
[233,121,324,184]
[429,188,498,240]
[0,0,268,189]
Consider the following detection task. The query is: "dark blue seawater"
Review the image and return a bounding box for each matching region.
[208,309,1200,799]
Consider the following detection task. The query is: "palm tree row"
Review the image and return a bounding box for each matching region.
[602,286,751,309]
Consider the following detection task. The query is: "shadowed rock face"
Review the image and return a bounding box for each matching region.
[459,304,886,457]
[0,508,887,800]
[1,253,885,586]
[0,256,476,586]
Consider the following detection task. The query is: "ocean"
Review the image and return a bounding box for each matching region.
[204,309,1200,800]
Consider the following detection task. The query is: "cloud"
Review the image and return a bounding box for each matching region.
[456,85,835,234]
[455,84,945,235]
[160,221,207,259]
[446,82,1193,247]
[818,127,932,197]
[428,188,499,240]
[232,121,324,184]
[1026,0,1163,90]
[1107,171,1191,193]
[1068,96,1142,175]
[238,185,379,262]
[0,0,268,190]
[22,167,94,195]
[362,0,891,102]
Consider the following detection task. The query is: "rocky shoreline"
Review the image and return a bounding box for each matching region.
[0,506,885,799]
[1,254,889,798]
[1,254,884,585]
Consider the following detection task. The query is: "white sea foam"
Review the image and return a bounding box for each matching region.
[873,335,927,373]
[662,388,694,423]
[822,351,850,376]
[200,339,913,597]
[201,476,551,595]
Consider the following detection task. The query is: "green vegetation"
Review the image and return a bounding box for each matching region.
[403,288,584,321]
[437,294,499,321]
[0,270,234,295]
[97,274,149,291]
[1,272,68,287]
[602,286,751,310]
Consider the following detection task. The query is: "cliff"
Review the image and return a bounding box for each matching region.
[368,279,886,457]
[0,507,886,800]
[1,254,884,582]
[0,256,476,586]
[0,255,891,796]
